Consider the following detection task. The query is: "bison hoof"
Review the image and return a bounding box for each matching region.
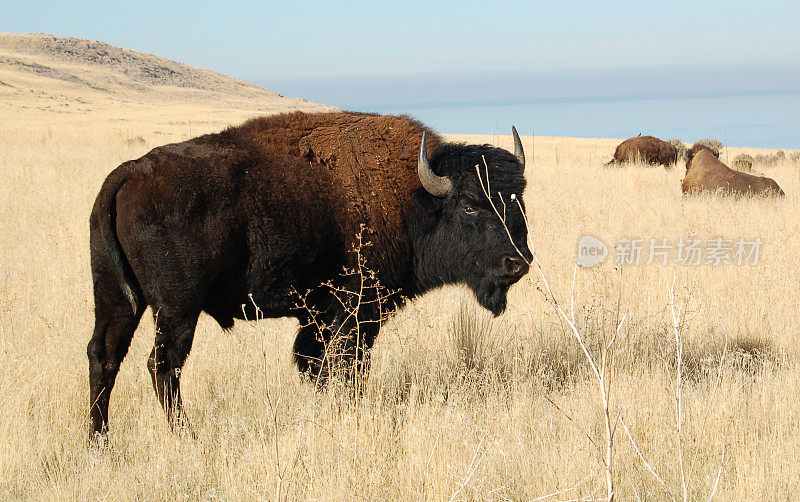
[88,430,111,449]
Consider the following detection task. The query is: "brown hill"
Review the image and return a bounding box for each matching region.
[0,32,336,128]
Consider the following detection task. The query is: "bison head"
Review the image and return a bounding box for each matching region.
[684,142,720,164]
[411,128,531,315]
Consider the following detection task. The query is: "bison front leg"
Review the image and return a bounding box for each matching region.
[147,310,199,433]
[293,310,380,388]
[293,322,327,381]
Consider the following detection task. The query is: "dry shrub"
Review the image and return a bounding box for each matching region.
[694,138,724,155]
[445,302,515,400]
[732,153,754,172]
[449,301,499,374]
[444,295,782,395]
[125,135,146,146]
[752,150,800,168]
[755,152,782,167]
[680,331,780,382]
[523,329,586,390]
[668,138,686,159]
[524,304,782,386]
[291,229,397,394]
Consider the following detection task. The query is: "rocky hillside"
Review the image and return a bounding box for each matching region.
[0,32,336,119]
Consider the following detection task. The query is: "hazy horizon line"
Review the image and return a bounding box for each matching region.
[247,61,800,84]
[352,88,800,113]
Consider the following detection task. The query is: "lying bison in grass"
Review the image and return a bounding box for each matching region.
[88,111,532,435]
[604,135,678,167]
[682,149,784,197]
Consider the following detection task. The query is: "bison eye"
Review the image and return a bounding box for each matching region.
[459,197,478,216]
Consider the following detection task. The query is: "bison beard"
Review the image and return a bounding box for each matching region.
[87,112,530,435]
[475,280,512,316]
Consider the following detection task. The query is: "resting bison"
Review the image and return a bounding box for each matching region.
[88,111,531,434]
[604,135,678,167]
[682,149,784,196]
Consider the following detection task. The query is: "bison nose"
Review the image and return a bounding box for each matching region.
[501,253,529,278]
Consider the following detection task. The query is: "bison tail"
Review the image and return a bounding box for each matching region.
[96,168,141,316]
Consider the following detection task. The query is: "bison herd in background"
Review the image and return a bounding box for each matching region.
[605,134,785,197]
[87,111,788,437]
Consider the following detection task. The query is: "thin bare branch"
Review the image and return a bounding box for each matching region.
[619,415,675,500]
[528,469,596,502]
[707,444,726,502]
[448,437,486,502]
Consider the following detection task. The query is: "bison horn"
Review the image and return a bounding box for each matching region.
[418,131,452,197]
[512,126,525,168]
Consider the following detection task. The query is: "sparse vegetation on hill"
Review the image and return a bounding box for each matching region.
[0,32,337,130]
[1,32,277,94]
[733,150,800,172]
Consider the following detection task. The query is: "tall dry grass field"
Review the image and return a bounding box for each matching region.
[2,109,800,500]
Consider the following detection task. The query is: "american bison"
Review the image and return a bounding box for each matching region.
[88,111,531,435]
[682,149,784,196]
[604,135,678,167]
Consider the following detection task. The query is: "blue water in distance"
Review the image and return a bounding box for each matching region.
[370,91,800,150]
[260,66,800,149]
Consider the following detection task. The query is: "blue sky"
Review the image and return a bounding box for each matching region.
[3,0,799,80]
[5,1,800,146]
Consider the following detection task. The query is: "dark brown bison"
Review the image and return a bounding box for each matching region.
[88,111,531,435]
[604,135,678,167]
[682,149,784,196]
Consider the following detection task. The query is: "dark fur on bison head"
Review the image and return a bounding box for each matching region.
[684,142,721,165]
[411,137,530,315]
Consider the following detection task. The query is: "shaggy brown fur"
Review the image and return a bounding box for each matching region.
[684,142,720,163]
[682,149,784,196]
[226,111,442,275]
[605,135,678,167]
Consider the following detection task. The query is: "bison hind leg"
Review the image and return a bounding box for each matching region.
[147,309,200,434]
[88,280,144,438]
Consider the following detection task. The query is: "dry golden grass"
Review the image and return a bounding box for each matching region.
[3,95,800,498]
